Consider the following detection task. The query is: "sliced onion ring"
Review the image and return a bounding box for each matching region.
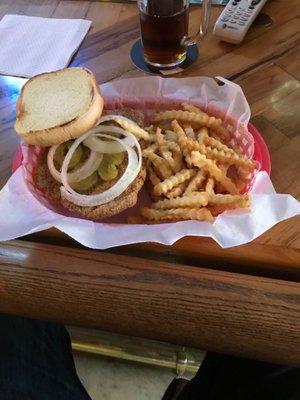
[97,115,149,139]
[60,130,142,207]
[98,115,140,126]
[89,124,131,137]
[83,125,135,154]
[47,145,103,184]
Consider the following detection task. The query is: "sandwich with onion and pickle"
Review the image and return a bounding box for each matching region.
[14,67,147,219]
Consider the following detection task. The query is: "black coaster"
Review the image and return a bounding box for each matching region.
[130,39,198,76]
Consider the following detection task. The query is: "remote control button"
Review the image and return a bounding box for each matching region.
[221,17,229,22]
[249,6,255,9]
[251,0,261,5]
[238,22,245,25]
[229,20,237,24]
[241,18,248,21]
[243,13,251,17]
[232,2,238,5]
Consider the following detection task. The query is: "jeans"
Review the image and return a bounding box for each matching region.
[0,313,299,400]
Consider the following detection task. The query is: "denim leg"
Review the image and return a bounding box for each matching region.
[176,352,300,400]
[0,313,91,400]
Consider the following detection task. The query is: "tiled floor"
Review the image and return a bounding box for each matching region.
[74,352,178,400]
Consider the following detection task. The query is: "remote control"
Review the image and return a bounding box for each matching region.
[213,0,268,44]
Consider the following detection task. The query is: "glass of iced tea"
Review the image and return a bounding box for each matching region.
[138,0,212,68]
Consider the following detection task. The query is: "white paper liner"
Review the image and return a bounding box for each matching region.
[0,76,299,248]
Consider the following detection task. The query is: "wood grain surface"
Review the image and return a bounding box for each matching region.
[1,240,299,366]
[0,0,299,363]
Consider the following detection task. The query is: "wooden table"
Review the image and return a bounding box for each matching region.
[0,0,299,366]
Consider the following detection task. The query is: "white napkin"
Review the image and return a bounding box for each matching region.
[0,14,91,78]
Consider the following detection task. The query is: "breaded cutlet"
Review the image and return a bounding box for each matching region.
[33,109,147,220]
[34,152,146,220]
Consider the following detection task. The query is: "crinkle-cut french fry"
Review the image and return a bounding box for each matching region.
[197,127,208,144]
[184,125,195,139]
[172,121,255,170]
[164,130,178,141]
[166,141,181,152]
[147,133,157,142]
[145,125,153,130]
[158,138,173,162]
[172,121,254,174]
[156,127,164,145]
[154,168,196,196]
[142,143,158,157]
[182,103,205,115]
[140,207,214,222]
[171,120,192,157]
[209,194,250,207]
[210,131,223,141]
[208,203,248,216]
[238,166,253,180]
[172,121,208,157]
[166,141,183,173]
[112,117,149,140]
[166,182,188,198]
[204,146,256,170]
[157,138,183,174]
[205,177,215,196]
[157,127,172,160]
[144,152,173,179]
[161,149,173,161]
[208,196,251,216]
[152,192,209,209]
[144,126,157,140]
[188,151,238,195]
[147,161,161,186]
[154,110,229,138]
[184,128,252,170]
[202,131,236,156]
[218,163,229,176]
[184,170,206,195]
[172,121,189,166]
[171,120,187,146]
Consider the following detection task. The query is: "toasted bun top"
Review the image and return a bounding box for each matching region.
[14,67,104,146]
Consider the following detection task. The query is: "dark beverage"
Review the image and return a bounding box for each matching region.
[139,4,189,67]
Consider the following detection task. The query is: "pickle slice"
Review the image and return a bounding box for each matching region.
[67,142,84,170]
[71,171,99,192]
[53,141,83,170]
[98,153,125,181]
[106,152,125,166]
[98,160,118,181]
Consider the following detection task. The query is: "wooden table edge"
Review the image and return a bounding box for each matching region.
[1,239,299,365]
[22,221,300,281]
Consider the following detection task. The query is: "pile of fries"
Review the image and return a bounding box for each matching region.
[139,103,256,223]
